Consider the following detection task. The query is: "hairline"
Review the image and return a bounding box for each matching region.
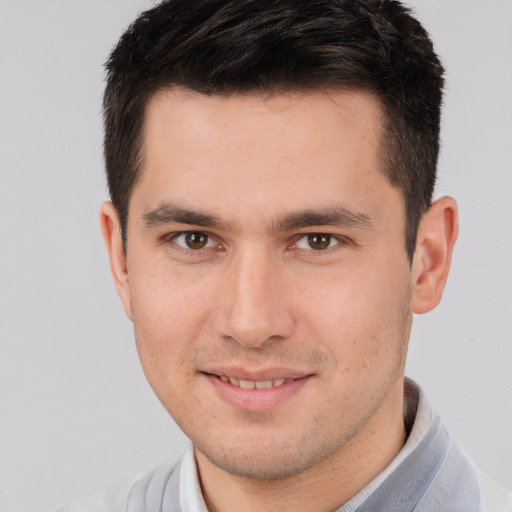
[121,84,414,260]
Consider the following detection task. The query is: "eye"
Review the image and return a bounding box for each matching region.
[295,233,341,251]
[172,231,215,250]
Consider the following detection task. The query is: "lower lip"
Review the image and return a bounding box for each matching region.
[205,374,311,412]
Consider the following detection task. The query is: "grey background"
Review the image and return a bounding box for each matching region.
[0,1,511,510]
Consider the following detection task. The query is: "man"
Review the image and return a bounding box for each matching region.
[59,0,511,510]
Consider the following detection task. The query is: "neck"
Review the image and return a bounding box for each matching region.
[195,378,407,512]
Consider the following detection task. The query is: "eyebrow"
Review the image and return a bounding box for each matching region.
[142,202,232,230]
[274,207,374,232]
[142,202,374,232]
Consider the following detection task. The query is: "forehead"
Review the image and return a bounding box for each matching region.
[142,87,385,158]
[133,88,397,226]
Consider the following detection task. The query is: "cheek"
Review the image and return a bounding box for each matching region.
[129,276,214,420]
[131,260,215,329]
[128,266,218,380]
[299,259,411,370]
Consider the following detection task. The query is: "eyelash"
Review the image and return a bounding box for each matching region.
[165,231,220,253]
[292,233,347,251]
[164,231,349,255]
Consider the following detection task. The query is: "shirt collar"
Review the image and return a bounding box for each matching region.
[179,378,431,512]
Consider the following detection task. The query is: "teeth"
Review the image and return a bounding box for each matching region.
[255,380,273,389]
[239,379,255,389]
[220,376,290,389]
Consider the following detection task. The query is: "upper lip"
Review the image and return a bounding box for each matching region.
[202,367,312,381]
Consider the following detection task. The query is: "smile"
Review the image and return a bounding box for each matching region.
[218,375,293,389]
[204,371,312,411]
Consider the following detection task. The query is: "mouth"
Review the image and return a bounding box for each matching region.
[216,375,294,389]
[202,370,312,411]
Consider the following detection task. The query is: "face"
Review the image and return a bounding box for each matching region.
[115,89,415,479]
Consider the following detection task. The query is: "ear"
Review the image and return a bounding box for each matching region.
[410,196,459,314]
[99,202,133,320]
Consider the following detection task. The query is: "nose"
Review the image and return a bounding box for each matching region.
[213,249,295,348]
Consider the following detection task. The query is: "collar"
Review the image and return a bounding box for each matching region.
[179,378,437,512]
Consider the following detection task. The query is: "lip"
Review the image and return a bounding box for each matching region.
[202,368,312,412]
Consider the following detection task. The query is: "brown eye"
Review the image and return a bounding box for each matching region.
[184,232,209,249]
[307,233,332,250]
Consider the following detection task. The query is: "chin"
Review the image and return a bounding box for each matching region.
[201,450,315,480]
[193,427,343,481]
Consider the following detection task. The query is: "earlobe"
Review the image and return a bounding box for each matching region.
[411,196,459,314]
[99,202,133,320]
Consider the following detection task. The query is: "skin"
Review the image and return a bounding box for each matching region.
[101,88,458,512]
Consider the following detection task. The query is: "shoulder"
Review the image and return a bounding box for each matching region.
[470,461,512,512]
[53,472,145,512]
[53,463,182,512]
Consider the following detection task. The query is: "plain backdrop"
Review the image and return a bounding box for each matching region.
[0,1,511,511]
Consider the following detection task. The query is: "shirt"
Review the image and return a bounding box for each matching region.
[56,380,512,512]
